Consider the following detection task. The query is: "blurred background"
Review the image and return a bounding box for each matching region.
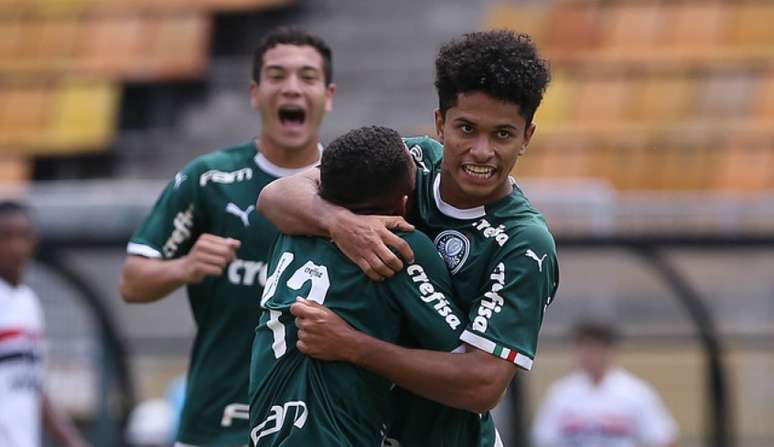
[0,0,772,445]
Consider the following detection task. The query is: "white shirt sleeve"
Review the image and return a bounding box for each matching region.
[635,384,678,446]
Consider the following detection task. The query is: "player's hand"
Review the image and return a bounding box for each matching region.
[291,298,360,362]
[180,233,241,283]
[329,211,415,281]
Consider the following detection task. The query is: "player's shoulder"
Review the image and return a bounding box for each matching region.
[402,135,444,169]
[485,188,556,255]
[395,230,443,264]
[180,140,256,177]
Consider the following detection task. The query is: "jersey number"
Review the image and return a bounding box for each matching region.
[261,252,330,358]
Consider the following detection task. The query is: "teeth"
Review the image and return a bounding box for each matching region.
[463,165,494,178]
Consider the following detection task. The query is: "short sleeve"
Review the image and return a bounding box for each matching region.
[386,231,466,353]
[635,384,678,446]
[460,225,558,370]
[127,162,205,260]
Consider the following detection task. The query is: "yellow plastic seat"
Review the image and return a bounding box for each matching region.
[45,79,119,152]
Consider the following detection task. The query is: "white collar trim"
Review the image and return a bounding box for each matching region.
[432,174,486,220]
[254,143,323,178]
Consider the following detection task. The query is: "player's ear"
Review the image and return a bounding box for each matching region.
[324,83,336,112]
[519,122,536,156]
[397,195,409,217]
[434,109,445,144]
[249,82,259,112]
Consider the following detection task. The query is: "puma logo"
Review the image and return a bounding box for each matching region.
[225,202,254,227]
[525,249,547,272]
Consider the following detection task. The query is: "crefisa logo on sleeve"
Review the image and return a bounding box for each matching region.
[434,230,470,275]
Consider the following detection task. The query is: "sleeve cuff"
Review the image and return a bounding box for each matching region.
[460,330,534,371]
[127,242,163,259]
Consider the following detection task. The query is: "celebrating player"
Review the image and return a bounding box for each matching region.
[248,126,466,446]
[258,30,559,446]
[118,27,346,447]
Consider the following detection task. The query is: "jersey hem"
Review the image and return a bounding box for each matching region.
[460,330,534,370]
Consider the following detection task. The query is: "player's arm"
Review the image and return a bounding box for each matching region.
[119,163,239,302]
[257,168,414,280]
[293,299,511,413]
[120,234,240,302]
[42,394,92,447]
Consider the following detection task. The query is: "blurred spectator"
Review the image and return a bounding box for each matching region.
[532,320,678,447]
[125,399,175,447]
[0,201,91,447]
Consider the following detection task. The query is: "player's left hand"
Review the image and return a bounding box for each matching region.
[291,298,359,362]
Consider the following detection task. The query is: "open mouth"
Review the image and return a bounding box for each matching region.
[462,164,496,179]
[278,106,306,128]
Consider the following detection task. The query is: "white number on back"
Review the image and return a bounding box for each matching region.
[261,252,330,358]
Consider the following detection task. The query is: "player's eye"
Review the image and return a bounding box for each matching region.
[496,129,513,140]
[459,124,474,134]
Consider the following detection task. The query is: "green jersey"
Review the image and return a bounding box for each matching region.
[388,136,560,447]
[128,141,318,446]
[248,231,465,447]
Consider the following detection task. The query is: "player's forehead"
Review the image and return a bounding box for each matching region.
[447,91,526,130]
[0,212,34,237]
[261,44,325,73]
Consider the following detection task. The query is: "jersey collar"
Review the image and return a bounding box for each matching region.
[254,143,323,178]
[432,174,486,220]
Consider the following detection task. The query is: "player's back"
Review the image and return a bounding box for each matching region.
[248,231,464,447]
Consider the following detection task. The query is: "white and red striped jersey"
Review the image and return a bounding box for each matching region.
[531,368,678,447]
[0,277,45,447]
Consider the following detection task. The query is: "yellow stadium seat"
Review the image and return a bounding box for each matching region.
[715,144,773,192]
[544,2,601,50]
[572,78,632,125]
[534,73,577,128]
[633,77,697,123]
[731,1,774,47]
[146,14,210,80]
[0,19,23,65]
[483,4,548,44]
[0,86,51,147]
[45,80,119,152]
[601,2,665,51]
[667,2,728,49]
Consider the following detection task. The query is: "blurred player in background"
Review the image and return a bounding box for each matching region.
[531,321,678,447]
[259,30,558,446]
[0,201,91,447]
[118,26,338,447]
[248,126,466,446]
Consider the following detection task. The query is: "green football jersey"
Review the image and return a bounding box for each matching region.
[128,140,318,446]
[387,136,560,447]
[248,230,465,447]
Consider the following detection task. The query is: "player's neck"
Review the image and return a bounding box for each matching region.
[256,137,321,169]
[438,172,511,210]
[0,270,21,288]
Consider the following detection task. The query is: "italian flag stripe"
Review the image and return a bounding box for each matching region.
[460,330,534,370]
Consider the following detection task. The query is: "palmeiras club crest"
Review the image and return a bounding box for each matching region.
[434,230,470,275]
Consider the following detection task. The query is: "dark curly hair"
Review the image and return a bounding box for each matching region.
[435,30,550,131]
[252,26,333,85]
[319,126,412,213]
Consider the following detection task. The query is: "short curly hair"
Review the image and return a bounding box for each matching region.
[252,26,333,85]
[435,30,550,130]
[319,126,412,213]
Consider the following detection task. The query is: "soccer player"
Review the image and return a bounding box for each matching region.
[258,30,559,446]
[248,126,466,446]
[118,27,349,447]
[0,201,91,447]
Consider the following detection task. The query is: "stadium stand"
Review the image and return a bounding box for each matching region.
[487,0,774,192]
[0,0,292,182]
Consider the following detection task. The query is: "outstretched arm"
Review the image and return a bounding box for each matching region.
[258,169,416,280]
[292,299,516,413]
[119,234,240,302]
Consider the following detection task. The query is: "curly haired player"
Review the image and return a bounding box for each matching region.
[259,30,559,447]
